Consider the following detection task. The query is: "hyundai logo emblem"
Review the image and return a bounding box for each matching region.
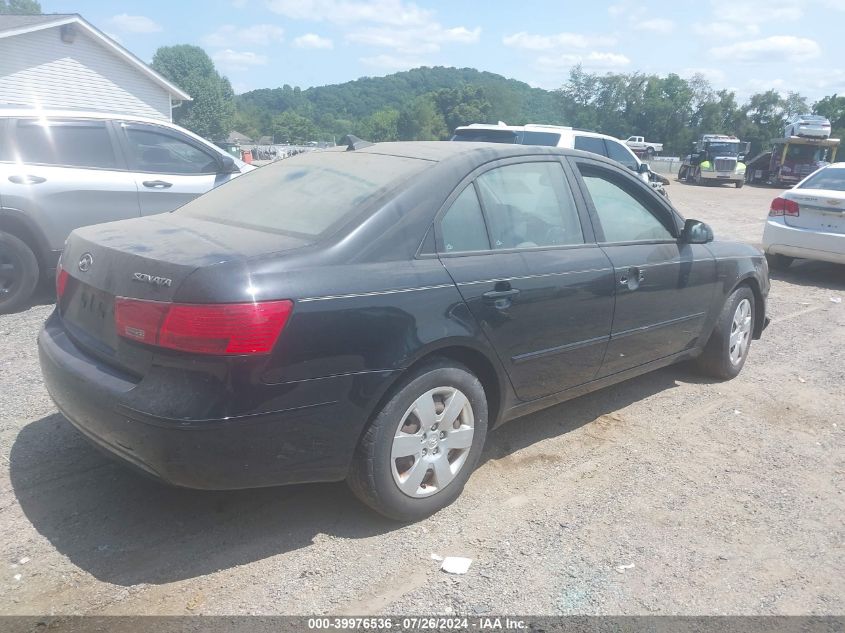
[78,252,94,273]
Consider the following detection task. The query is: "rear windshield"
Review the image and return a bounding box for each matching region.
[177,150,432,238]
[798,167,845,191]
[451,129,561,147]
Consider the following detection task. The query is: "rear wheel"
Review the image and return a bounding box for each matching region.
[0,231,39,314]
[735,179,744,188]
[695,286,755,380]
[347,360,488,521]
[766,253,793,271]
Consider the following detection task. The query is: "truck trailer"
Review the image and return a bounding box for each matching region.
[745,136,841,186]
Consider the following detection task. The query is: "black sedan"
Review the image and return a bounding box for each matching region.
[38,141,769,520]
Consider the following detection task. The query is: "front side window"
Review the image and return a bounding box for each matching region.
[439,186,490,253]
[476,162,584,249]
[574,135,607,157]
[604,140,639,171]
[12,120,117,169]
[125,126,219,174]
[580,168,674,242]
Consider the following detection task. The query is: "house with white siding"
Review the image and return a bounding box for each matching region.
[0,14,190,121]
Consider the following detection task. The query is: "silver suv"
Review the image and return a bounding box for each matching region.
[0,108,253,313]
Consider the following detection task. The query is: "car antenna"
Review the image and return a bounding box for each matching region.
[341,135,373,151]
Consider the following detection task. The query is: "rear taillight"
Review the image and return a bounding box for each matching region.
[769,197,800,217]
[114,298,293,355]
[56,263,69,300]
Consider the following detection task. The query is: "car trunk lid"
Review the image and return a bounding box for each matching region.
[58,214,309,371]
[784,190,845,234]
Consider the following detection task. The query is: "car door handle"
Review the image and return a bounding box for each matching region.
[483,288,520,303]
[8,175,46,185]
[619,267,645,290]
[142,180,173,189]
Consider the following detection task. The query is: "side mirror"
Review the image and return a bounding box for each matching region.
[219,155,240,174]
[681,219,714,244]
[638,162,650,174]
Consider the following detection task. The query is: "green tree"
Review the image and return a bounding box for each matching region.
[0,0,41,13]
[814,94,845,140]
[151,45,235,140]
[357,108,400,142]
[398,95,448,140]
[271,110,316,144]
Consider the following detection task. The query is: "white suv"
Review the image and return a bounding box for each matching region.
[452,123,652,182]
[0,107,253,313]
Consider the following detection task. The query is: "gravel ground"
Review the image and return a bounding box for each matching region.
[0,181,843,616]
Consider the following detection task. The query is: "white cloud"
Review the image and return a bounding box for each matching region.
[109,14,162,34]
[638,18,675,34]
[359,54,429,70]
[293,33,334,49]
[212,49,269,71]
[502,31,615,51]
[266,0,432,27]
[347,24,479,54]
[537,51,631,71]
[709,0,803,23]
[203,24,284,47]
[693,21,760,38]
[710,36,821,63]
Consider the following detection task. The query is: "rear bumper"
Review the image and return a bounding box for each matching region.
[763,219,845,265]
[38,312,397,490]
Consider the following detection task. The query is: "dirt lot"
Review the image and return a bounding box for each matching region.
[0,181,843,616]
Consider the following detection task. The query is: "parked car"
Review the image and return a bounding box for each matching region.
[784,114,832,139]
[762,162,845,269]
[39,141,769,521]
[0,107,253,313]
[452,123,669,197]
[625,135,664,157]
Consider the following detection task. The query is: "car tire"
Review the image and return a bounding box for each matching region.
[347,359,488,521]
[735,180,744,188]
[678,165,688,181]
[765,253,793,271]
[646,147,655,158]
[695,285,755,380]
[0,231,39,315]
[693,167,704,185]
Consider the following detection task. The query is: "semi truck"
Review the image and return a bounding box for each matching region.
[678,134,750,188]
[745,136,841,186]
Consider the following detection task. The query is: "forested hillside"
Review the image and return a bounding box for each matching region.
[228,65,845,156]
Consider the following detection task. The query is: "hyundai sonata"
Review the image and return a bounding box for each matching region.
[39,141,769,520]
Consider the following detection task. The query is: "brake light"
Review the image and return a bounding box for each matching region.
[769,197,800,217]
[56,263,69,300]
[114,298,293,355]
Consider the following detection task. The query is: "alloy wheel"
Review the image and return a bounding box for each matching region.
[729,298,752,365]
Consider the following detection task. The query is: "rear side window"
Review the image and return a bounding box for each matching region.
[452,129,519,144]
[11,120,117,169]
[604,139,639,171]
[439,186,490,253]
[520,131,561,146]
[124,126,219,174]
[574,135,607,156]
[476,162,584,249]
[178,150,432,238]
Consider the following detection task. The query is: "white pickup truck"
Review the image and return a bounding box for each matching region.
[625,136,663,156]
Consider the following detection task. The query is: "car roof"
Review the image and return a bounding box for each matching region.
[454,123,612,140]
[344,140,579,162]
[0,105,185,128]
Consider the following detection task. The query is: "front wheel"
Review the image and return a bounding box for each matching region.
[735,179,744,188]
[347,360,488,521]
[695,286,756,380]
[766,253,793,270]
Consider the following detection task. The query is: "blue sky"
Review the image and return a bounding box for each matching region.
[42,0,845,101]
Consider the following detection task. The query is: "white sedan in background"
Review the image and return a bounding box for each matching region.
[763,163,845,269]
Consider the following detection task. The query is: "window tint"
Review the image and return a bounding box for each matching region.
[178,150,431,238]
[520,131,561,146]
[451,129,519,144]
[574,135,607,156]
[439,186,490,253]
[12,120,117,169]
[476,162,584,249]
[580,169,674,242]
[604,140,639,171]
[125,127,219,174]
